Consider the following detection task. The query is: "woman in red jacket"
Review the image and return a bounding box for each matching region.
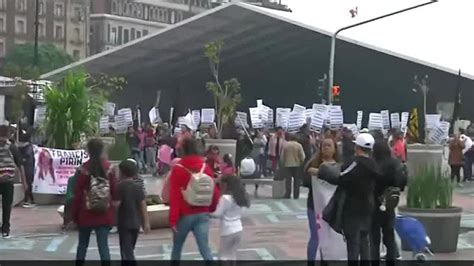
[169,138,220,261]
[72,139,118,264]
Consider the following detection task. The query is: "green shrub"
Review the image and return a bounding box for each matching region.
[107,134,130,161]
[406,165,453,209]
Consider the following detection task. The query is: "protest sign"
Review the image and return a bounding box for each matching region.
[235,111,248,128]
[149,107,162,124]
[390,113,401,129]
[329,106,343,129]
[33,146,89,194]
[401,112,409,132]
[99,116,109,135]
[276,108,291,128]
[310,109,325,132]
[265,107,274,128]
[201,108,215,124]
[115,114,129,134]
[293,104,306,114]
[368,113,383,130]
[250,107,264,129]
[118,108,133,125]
[425,114,441,129]
[381,110,390,129]
[192,110,201,128]
[287,111,305,133]
[356,111,363,129]
[429,121,450,144]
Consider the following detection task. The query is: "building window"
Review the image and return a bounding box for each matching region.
[0,0,6,10]
[55,24,64,39]
[74,28,81,42]
[177,11,184,22]
[123,29,129,43]
[74,6,83,21]
[107,24,111,43]
[55,2,65,17]
[131,28,135,41]
[16,0,26,12]
[136,30,141,39]
[38,0,46,15]
[163,9,168,22]
[15,18,26,35]
[0,16,4,32]
[171,11,175,24]
[38,21,46,37]
[110,27,117,44]
[158,9,163,21]
[143,29,148,36]
[73,50,80,59]
[112,0,118,14]
[144,6,149,20]
[0,41,4,57]
[117,26,123,44]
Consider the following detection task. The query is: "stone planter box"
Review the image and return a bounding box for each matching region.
[406,144,449,177]
[57,204,170,230]
[398,206,462,253]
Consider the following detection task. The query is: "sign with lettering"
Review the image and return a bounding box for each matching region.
[32,146,89,195]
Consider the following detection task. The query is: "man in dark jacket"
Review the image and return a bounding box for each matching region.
[323,133,380,263]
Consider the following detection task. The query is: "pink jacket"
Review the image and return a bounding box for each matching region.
[268,134,286,157]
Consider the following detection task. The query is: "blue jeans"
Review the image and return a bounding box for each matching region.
[464,150,474,181]
[76,226,111,263]
[171,213,213,261]
[307,208,319,261]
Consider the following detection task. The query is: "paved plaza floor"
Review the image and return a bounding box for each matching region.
[1,178,474,260]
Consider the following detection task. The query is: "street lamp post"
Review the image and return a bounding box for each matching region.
[34,0,40,66]
[327,0,438,104]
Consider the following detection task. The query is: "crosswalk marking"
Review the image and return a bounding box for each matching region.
[46,236,68,252]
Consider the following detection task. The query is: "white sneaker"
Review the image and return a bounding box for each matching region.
[110,227,118,234]
[22,202,36,208]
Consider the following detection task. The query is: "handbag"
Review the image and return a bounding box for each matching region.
[322,186,346,235]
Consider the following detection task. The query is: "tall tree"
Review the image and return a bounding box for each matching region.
[2,43,74,79]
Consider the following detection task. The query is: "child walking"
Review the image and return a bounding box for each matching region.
[117,159,151,264]
[210,175,250,262]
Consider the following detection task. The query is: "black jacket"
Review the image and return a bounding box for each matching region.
[322,156,381,220]
[374,157,399,205]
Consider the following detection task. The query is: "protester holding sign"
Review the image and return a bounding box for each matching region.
[268,127,286,172]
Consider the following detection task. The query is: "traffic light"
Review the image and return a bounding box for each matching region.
[317,74,328,102]
[332,85,341,101]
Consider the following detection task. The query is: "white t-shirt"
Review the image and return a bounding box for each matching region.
[461,134,473,154]
[240,157,256,176]
[211,195,244,236]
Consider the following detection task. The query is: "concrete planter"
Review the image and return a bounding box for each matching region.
[406,144,449,177]
[204,139,237,164]
[398,206,462,253]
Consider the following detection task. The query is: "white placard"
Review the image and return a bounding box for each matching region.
[250,107,263,129]
[115,114,129,134]
[276,108,291,129]
[99,116,109,134]
[235,111,248,128]
[390,113,400,129]
[381,110,390,129]
[356,111,363,129]
[34,105,46,127]
[259,105,271,124]
[313,104,330,121]
[201,108,215,124]
[105,102,115,117]
[287,111,305,133]
[118,108,133,125]
[329,106,343,129]
[293,104,306,114]
[401,112,409,132]
[310,109,325,132]
[257,99,263,107]
[192,110,201,128]
[368,113,383,130]
[429,121,450,144]
[265,108,274,128]
[304,109,314,119]
[425,114,441,129]
[149,107,162,124]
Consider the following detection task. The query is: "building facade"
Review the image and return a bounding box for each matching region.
[90,0,212,55]
[0,0,89,62]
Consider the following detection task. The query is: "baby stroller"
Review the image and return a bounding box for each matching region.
[395,215,433,261]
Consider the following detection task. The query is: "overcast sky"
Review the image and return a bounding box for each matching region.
[257,0,474,78]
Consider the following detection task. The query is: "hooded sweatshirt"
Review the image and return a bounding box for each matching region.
[168,155,220,227]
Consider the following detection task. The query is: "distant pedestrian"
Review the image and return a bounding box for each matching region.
[117,159,151,265]
[449,134,465,185]
[72,139,118,265]
[460,133,473,182]
[221,154,236,176]
[251,131,267,178]
[0,125,25,238]
[268,127,286,172]
[18,129,35,208]
[281,134,306,199]
[210,175,250,262]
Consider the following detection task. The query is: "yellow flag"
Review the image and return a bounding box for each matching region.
[408,108,419,143]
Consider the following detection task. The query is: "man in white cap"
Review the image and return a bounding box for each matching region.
[321,133,381,263]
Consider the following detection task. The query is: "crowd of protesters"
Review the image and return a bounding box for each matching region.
[3,116,474,265]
